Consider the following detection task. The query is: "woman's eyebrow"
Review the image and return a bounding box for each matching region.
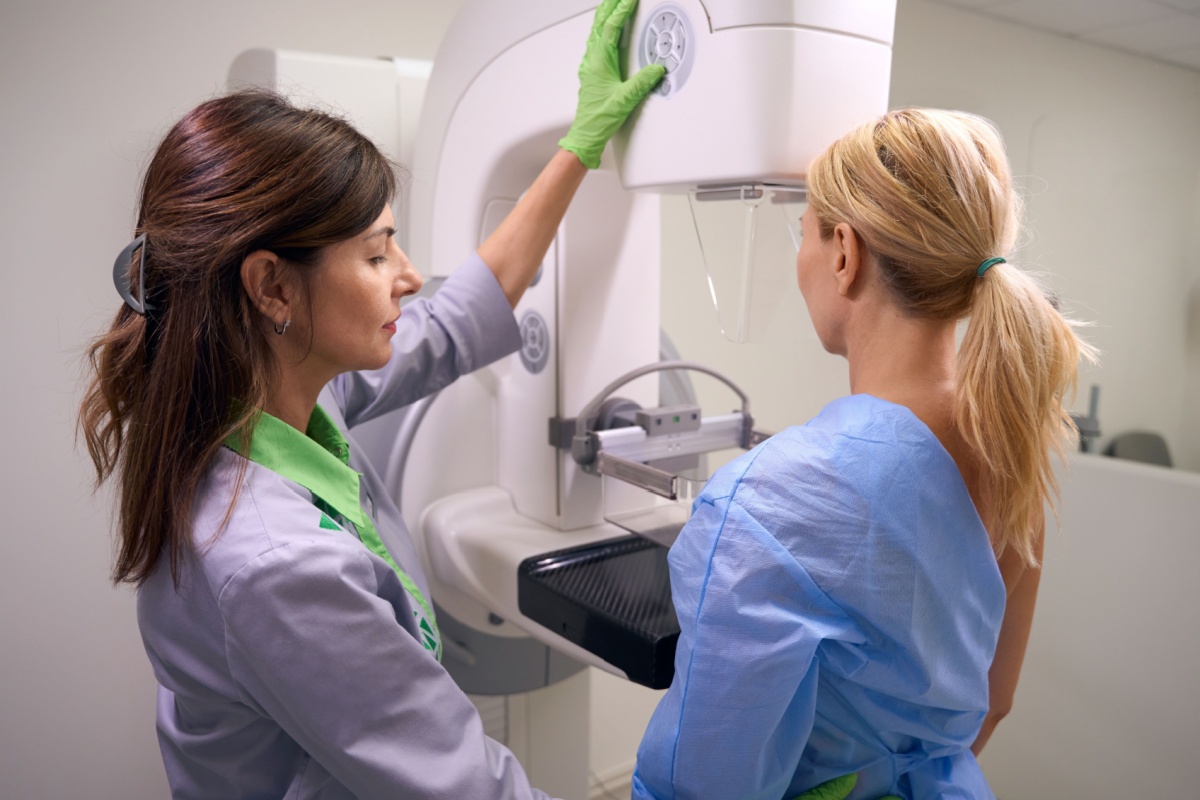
[364,225,396,241]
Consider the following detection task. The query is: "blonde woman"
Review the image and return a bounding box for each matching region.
[633,109,1093,800]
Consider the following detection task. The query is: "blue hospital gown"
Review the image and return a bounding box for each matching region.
[633,394,1006,800]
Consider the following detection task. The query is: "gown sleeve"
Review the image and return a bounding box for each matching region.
[218,534,554,800]
[328,254,522,428]
[632,485,860,800]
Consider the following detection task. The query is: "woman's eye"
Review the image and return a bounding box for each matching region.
[370,255,388,266]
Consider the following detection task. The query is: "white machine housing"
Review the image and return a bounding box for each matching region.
[615,1,895,191]
[399,0,896,666]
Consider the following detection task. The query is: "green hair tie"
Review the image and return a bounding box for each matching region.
[977,257,1006,277]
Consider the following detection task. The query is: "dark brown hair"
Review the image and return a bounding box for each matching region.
[79,89,396,586]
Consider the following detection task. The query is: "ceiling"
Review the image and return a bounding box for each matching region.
[927,0,1200,72]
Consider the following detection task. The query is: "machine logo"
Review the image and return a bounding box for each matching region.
[518,310,551,374]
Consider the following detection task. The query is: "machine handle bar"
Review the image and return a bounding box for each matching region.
[571,360,753,467]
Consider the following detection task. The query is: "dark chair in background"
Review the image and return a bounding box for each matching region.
[1103,431,1173,468]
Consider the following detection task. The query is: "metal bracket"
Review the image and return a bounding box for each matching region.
[595,452,678,500]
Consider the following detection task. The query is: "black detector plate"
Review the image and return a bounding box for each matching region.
[518,535,679,689]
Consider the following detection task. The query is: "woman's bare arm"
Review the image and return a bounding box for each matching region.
[972,517,1045,755]
[476,149,587,308]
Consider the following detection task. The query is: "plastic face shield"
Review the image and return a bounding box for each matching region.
[687,184,806,343]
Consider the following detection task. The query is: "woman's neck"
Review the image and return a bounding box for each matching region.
[262,365,330,433]
[846,304,958,422]
[845,306,988,516]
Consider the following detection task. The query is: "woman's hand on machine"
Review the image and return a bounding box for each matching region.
[478,0,663,306]
[559,0,665,169]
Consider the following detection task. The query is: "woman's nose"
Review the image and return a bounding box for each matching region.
[395,250,423,297]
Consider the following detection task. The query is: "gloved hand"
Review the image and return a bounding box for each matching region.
[559,0,666,169]
[790,772,904,800]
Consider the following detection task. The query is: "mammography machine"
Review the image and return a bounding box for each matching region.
[232,1,895,794]
[395,0,895,680]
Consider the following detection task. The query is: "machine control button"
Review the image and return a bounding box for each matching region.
[655,30,675,59]
[518,310,551,374]
[639,3,695,98]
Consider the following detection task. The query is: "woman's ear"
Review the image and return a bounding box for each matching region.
[241,250,293,326]
[832,222,864,298]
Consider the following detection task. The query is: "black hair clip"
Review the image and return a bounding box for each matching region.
[112,233,155,315]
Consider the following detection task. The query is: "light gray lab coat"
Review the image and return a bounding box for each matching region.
[137,255,555,799]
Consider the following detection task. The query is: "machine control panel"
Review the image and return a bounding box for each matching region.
[518,310,551,374]
[638,3,695,97]
[636,404,701,436]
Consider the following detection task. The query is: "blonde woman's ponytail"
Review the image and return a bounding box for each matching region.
[957,261,1094,564]
[808,108,1096,566]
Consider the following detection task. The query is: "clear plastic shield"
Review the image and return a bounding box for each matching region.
[687,184,806,343]
[602,470,707,548]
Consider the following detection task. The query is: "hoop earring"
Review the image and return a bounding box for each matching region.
[274,319,291,335]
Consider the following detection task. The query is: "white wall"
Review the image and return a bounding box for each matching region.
[982,455,1200,797]
[0,2,464,797]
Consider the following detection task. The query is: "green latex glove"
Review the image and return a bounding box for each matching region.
[790,772,904,800]
[792,773,857,800]
[559,0,666,168]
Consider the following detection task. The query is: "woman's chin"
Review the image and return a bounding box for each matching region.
[370,344,393,371]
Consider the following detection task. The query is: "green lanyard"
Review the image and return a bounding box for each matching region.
[229,406,442,660]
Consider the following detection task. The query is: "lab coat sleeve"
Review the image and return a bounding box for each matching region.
[329,253,522,428]
[218,537,554,800]
[632,491,857,800]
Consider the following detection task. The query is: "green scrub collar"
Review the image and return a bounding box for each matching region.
[227,405,442,659]
[233,405,369,534]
